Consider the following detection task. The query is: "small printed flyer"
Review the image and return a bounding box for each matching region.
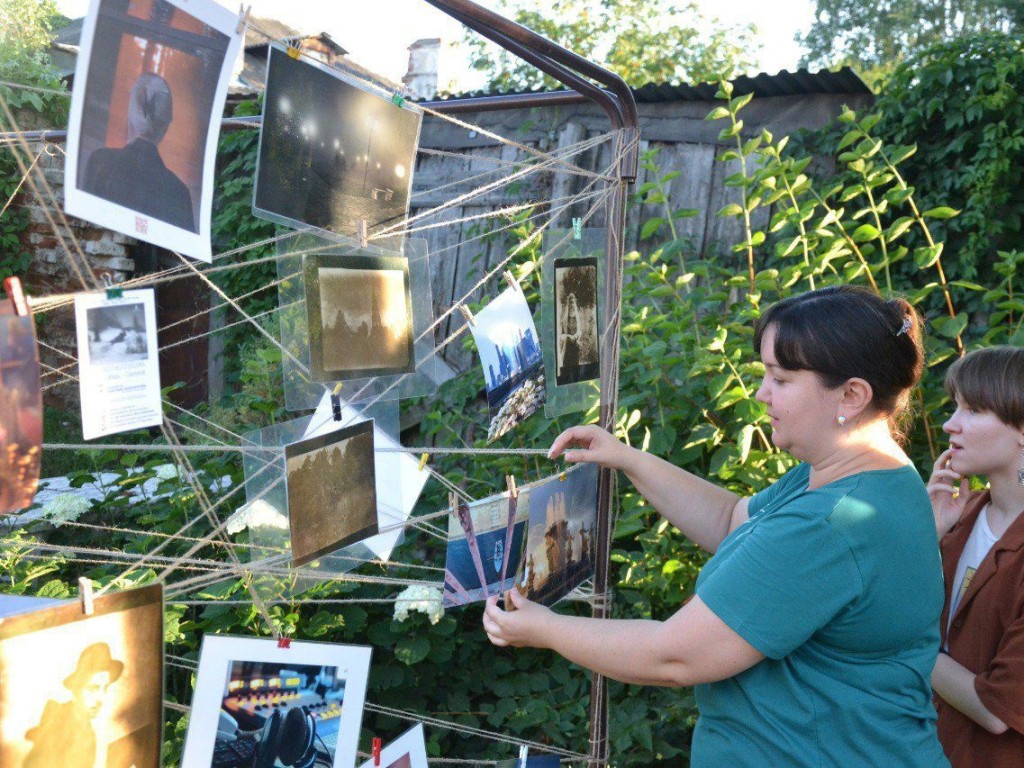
[75,289,162,440]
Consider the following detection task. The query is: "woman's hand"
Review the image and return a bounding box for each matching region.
[927,447,969,537]
[548,424,634,471]
[483,589,555,648]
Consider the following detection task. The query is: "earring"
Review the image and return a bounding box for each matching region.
[837,415,847,426]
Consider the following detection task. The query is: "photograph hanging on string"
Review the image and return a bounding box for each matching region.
[64,0,245,261]
[0,583,164,768]
[0,283,42,515]
[182,635,371,768]
[443,490,529,608]
[553,256,599,386]
[469,286,547,442]
[304,253,415,382]
[284,419,378,567]
[356,724,428,768]
[75,290,163,441]
[495,756,561,768]
[515,463,599,606]
[254,45,422,240]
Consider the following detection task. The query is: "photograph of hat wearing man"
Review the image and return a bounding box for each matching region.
[23,642,124,768]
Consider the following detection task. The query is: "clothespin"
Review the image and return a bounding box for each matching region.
[572,217,583,240]
[518,744,529,768]
[418,453,429,471]
[356,219,369,248]
[78,577,94,616]
[558,471,568,482]
[330,382,343,422]
[236,4,251,34]
[286,46,301,60]
[391,93,406,108]
[372,737,382,766]
[506,474,518,499]
[3,277,28,317]
[100,273,122,300]
[503,270,519,292]
[448,491,458,513]
[457,304,476,327]
[277,636,291,649]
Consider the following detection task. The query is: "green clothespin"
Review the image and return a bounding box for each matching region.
[572,217,583,240]
[391,93,406,108]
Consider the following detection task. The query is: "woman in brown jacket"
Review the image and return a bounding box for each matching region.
[927,346,1024,767]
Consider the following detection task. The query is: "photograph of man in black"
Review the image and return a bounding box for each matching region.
[81,72,196,232]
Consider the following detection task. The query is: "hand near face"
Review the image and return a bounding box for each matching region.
[927,447,969,537]
[483,589,554,648]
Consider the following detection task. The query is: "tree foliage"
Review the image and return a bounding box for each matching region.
[799,0,1022,83]
[464,0,760,92]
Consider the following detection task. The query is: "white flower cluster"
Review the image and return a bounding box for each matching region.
[226,499,288,535]
[155,463,181,481]
[38,493,92,527]
[393,584,444,625]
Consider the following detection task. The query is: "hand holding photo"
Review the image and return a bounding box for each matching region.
[469,286,547,442]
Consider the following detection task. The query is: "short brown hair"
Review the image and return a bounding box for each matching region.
[944,346,1024,429]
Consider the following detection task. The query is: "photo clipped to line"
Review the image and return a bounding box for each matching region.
[254,45,422,240]
[75,289,162,440]
[553,256,599,386]
[356,724,429,768]
[284,418,379,567]
[64,0,245,261]
[182,635,371,768]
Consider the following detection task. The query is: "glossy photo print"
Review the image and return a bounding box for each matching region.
[553,257,599,386]
[469,286,546,442]
[0,282,42,515]
[304,253,415,382]
[443,490,529,608]
[183,636,371,768]
[255,46,422,239]
[284,419,378,567]
[65,0,244,261]
[0,583,164,768]
[516,463,599,606]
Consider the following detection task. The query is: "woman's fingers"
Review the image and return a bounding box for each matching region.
[933,447,955,472]
[929,468,962,485]
[928,483,959,496]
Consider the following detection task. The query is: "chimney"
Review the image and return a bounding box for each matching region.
[402,38,440,100]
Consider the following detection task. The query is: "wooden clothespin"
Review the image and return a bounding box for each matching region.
[457,304,476,327]
[3,277,28,317]
[78,577,94,616]
[372,737,382,766]
[506,474,518,499]
[356,220,369,248]
[572,217,583,240]
[277,636,291,649]
[448,491,458,513]
[418,453,429,471]
[503,270,519,292]
[236,4,251,34]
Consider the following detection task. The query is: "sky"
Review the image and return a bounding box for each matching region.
[54,0,817,91]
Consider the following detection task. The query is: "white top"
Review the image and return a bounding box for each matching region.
[946,504,1000,643]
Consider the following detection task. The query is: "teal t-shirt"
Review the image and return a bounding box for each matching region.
[693,463,950,768]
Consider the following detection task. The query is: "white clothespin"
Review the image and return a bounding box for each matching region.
[356,220,369,248]
[518,745,529,768]
[236,4,251,34]
[79,577,94,616]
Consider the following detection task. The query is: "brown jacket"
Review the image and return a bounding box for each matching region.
[938,490,1024,767]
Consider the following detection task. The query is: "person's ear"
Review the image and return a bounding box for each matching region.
[840,377,874,421]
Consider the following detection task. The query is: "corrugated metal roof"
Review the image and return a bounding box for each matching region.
[438,66,871,104]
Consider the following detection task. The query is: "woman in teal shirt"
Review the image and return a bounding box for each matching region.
[484,285,949,767]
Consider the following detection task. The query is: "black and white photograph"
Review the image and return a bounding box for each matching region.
[553,257,599,386]
[284,419,378,567]
[254,46,422,238]
[443,491,528,608]
[183,635,371,768]
[64,0,245,261]
[75,290,163,440]
[516,463,599,606]
[0,286,42,515]
[356,724,428,768]
[469,286,547,442]
[0,583,164,768]
[304,253,415,382]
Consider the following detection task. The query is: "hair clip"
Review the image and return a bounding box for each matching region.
[895,316,912,337]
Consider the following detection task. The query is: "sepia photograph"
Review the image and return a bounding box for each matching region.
[284,419,378,567]
[443,491,529,608]
[183,635,371,768]
[0,287,42,515]
[553,257,599,386]
[470,286,547,442]
[516,463,599,606]
[0,583,164,768]
[356,724,428,768]
[84,302,149,365]
[304,253,415,382]
[64,0,244,261]
[255,46,422,238]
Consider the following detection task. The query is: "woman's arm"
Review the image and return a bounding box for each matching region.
[932,653,1009,734]
[483,589,764,687]
[549,425,746,552]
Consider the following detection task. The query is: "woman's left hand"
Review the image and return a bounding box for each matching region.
[483,589,554,648]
